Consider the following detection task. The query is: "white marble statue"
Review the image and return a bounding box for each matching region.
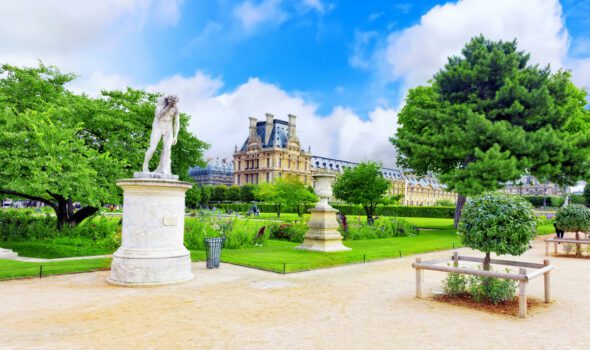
[142,95,180,175]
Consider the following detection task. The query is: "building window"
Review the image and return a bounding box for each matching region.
[267,158,270,168]
[237,175,241,185]
[266,173,270,182]
[279,158,282,167]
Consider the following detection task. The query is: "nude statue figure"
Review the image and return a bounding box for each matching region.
[142,95,180,175]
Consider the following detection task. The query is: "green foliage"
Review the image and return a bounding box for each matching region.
[569,194,586,206]
[183,215,268,250]
[522,195,564,208]
[584,183,590,207]
[332,161,390,223]
[0,63,208,228]
[343,217,418,240]
[435,199,455,207]
[239,184,257,202]
[267,223,307,243]
[555,204,590,232]
[442,272,468,297]
[459,193,537,258]
[254,178,318,218]
[225,185,241,202]
[334,204,455,218]
[186,186,201,209]
[200,185,212,206]
[468,275,518,304]
[393,36,590,221]
[211,185,228,202]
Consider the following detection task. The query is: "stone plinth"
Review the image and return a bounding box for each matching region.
[0,248,18,259]
[108,178,193,287]
[297,173,350,252]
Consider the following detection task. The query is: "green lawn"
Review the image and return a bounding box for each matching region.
[217,230,461,273]
[0,241,114,259]
[0,258,111,280]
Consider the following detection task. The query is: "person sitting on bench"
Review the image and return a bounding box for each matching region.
[554,223,565,239]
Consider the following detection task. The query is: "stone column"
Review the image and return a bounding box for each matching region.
[108,178,193,287]
[297,173,350,252]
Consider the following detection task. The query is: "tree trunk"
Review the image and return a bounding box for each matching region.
[483,252,491,271]
[364,205,375,225]
[453,194,467,229]
[576,231,581,256]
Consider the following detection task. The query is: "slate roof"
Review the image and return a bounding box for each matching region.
[240,120,290,151]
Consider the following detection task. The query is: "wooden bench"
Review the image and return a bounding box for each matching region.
[544,238,590,255]
[412,252,553,319]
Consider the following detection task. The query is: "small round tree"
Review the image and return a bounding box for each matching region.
[555,204,590,256]
[459,193,536,271]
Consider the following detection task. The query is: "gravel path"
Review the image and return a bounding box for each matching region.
[0,237,589,349]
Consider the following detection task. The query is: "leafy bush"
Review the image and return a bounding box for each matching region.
[184,215,268,250]
[569,194,586,206]
[435,199,455,207]
[555,204,590,256]
[522,195,563,208]
[441,270,517,304]
[459,193,536,270]
[442,272,468,297]
[343,217,418,240]
[267,223,307,243]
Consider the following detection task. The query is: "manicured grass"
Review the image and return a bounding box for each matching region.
[216,230,462,273]
[0,258,111,280]
[0,241,114,259]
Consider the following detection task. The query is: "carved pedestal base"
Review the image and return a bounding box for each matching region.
[0,248,18,259]
[296,207,350,253]
[108,178,193,287]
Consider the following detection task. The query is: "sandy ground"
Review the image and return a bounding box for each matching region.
[1,237,589,350]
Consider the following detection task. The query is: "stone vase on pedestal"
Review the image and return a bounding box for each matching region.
[297,173,350,252]
[108,177,194,287]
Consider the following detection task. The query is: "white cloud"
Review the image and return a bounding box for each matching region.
[233,0,287,32]
[152,0,184,26]
[147,73,399,167]
[67,72,133,96]
[382,0,570,91]
[349,31,379,70]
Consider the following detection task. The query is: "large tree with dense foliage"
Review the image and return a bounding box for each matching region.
[254,178,318,218]
[459,193,536,270]
[0,64,208,228]
[332,161,390,224]
[392,36,590,228]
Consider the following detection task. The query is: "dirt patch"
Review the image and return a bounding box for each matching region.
[432,294,550,317]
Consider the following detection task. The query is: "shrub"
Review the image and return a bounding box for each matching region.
[184,215,267,250]
[344,217,418,240]
[522,195,563,208]
[459,193,536,271]
[442,272,468,297]
[267,223,307,243]
[435,199,455,207]
[468,275,518,304]
[555,204,590,256]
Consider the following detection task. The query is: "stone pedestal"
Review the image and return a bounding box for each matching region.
[0,248,18,259]
[297,173,350,252]
[108,178,193,287]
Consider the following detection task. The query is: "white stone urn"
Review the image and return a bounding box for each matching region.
[296,173,350,252]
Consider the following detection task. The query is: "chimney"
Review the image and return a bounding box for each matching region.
[288,114,297,139]
[265,113,274,145]
[248,117,257,139]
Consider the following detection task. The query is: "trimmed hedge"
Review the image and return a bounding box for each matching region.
[215,203,455,218]
[522,195,564,208]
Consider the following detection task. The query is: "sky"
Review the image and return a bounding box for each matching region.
[1,0,590,168]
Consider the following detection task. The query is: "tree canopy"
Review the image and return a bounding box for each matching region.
[254,178,318,218]
[332,161,390,224]
[0,63,208,228]
[392,36,590,227]
[459,193,536,270]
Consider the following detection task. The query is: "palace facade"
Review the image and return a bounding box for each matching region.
[503,175,563,196]
[231,114,458,205]
[233,114,312,186]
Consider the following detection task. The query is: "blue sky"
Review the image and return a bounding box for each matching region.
[1,0,590,166]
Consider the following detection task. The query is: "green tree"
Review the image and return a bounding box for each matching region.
[0,64,208,228]
[239,184,257,202]
[225,185,241,202]
[254,178,318,218]
[186,186,201,209]
[459,193,536,270]
[211,185,227,202]
[332,162,390,224]
[199,185,213,206]
[583,183,590,207]
[392,36,590,228]
[555,204,590,256]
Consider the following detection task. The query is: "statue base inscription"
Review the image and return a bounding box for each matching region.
[108,178,193,287]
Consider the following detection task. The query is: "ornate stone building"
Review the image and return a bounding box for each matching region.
[233,114,312,185]
[503,175,563,196]
[188,158,234,186]
[311,156,456,206]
